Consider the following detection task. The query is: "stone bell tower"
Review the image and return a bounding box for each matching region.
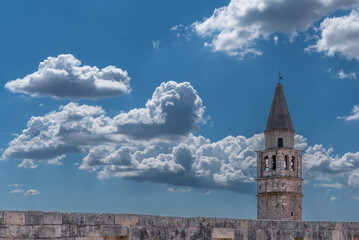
[256,82,303,221]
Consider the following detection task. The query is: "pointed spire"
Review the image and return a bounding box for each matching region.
[265,82,294,131]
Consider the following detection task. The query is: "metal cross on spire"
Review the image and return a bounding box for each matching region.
[278,71,283,82]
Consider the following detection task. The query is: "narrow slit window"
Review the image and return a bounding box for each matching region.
[272,155,276,170]
[277,138,283,147]
[264,156,269,171]
[291,156,295,171]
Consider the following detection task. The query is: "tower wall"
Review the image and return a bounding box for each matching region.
[264,129,295,149]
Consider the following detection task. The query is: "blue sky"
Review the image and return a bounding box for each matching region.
[0,0,359,221]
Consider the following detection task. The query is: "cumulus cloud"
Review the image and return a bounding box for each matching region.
[348,171,359,188]
[5,54,131,100]
[303,144,359,189]
[3,81,204,163]
[304,144,359,173]
[3,102,114,161]
[113,81,205,139]
[18,159,39,169]
[336,69,357,80]
[9,189,24,194]
[337,105,359,121]
[4,79,359,193]
[193,0,359,58]
[307,10,359,60]
[24,189,40,196]
[79,133,264,193]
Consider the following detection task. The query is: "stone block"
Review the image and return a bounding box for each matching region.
[63,213,115,225]
[188,227,212,240]
[78,225,101,237]
[101,225,129,237]
[213,227,235,239]
[32,225,63,238]
[3,211,25,225]
[8,225,32,238]
[0,227,8,238]
[115,215,139,226]
[130,226,150,240]
[0,212,3,225]
[74,238,105,240]
[26,211,62,225]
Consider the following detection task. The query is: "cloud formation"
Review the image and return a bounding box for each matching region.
[18,159,39,169]
[9,189,24,194]
[4,80,359,193]
[193,0,359,58]
[24,189,40,196]
[80,133,264,193]
[5,54,131,100]
[303,144,359,189]
[307,10,359,60]
[336,69,357,80]
[337,105,359,121]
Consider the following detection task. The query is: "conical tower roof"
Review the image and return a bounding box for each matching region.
[265,82,294,131]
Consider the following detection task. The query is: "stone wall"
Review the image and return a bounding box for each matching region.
[0,210,358,239]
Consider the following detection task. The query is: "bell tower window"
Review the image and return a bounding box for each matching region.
[264,156,269,171]
[278,138,283,147]
[291,156,295,171]
[284,156,289,170]
[272,155,276,170]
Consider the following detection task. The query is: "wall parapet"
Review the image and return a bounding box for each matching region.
[0,210,358,239]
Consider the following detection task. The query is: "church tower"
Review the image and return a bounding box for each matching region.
[256,82,303,221]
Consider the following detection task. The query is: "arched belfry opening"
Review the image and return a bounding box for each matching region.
[272,155,276,170]
[256,82,303,221]
[284,155,289,170]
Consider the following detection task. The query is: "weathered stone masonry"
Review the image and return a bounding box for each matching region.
[0,210,359,239]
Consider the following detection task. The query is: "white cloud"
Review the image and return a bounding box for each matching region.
[314,183,343,189]
[273,35,278,45]
[18,159,38,169]
[330,196,336,201]
[3,102,115,161]
[348,171,359,188]
[79,133,263,193]
[113,81,205,139]
[3,81,205,162]
[24,189,40,196]
[167,187,191,193]
[5,54,131,100]
[4,79,359,193]
[9,189,24,194]
[203,190,212,195]
[8,183,23,188]
[152,40,160,49]
[47,154,65,166]
[303,144,359,189]
[336,69,357,80]
[307,10,359,60]
[304,144,359,173]
[194,0,359,58]
[337,105,359,121]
